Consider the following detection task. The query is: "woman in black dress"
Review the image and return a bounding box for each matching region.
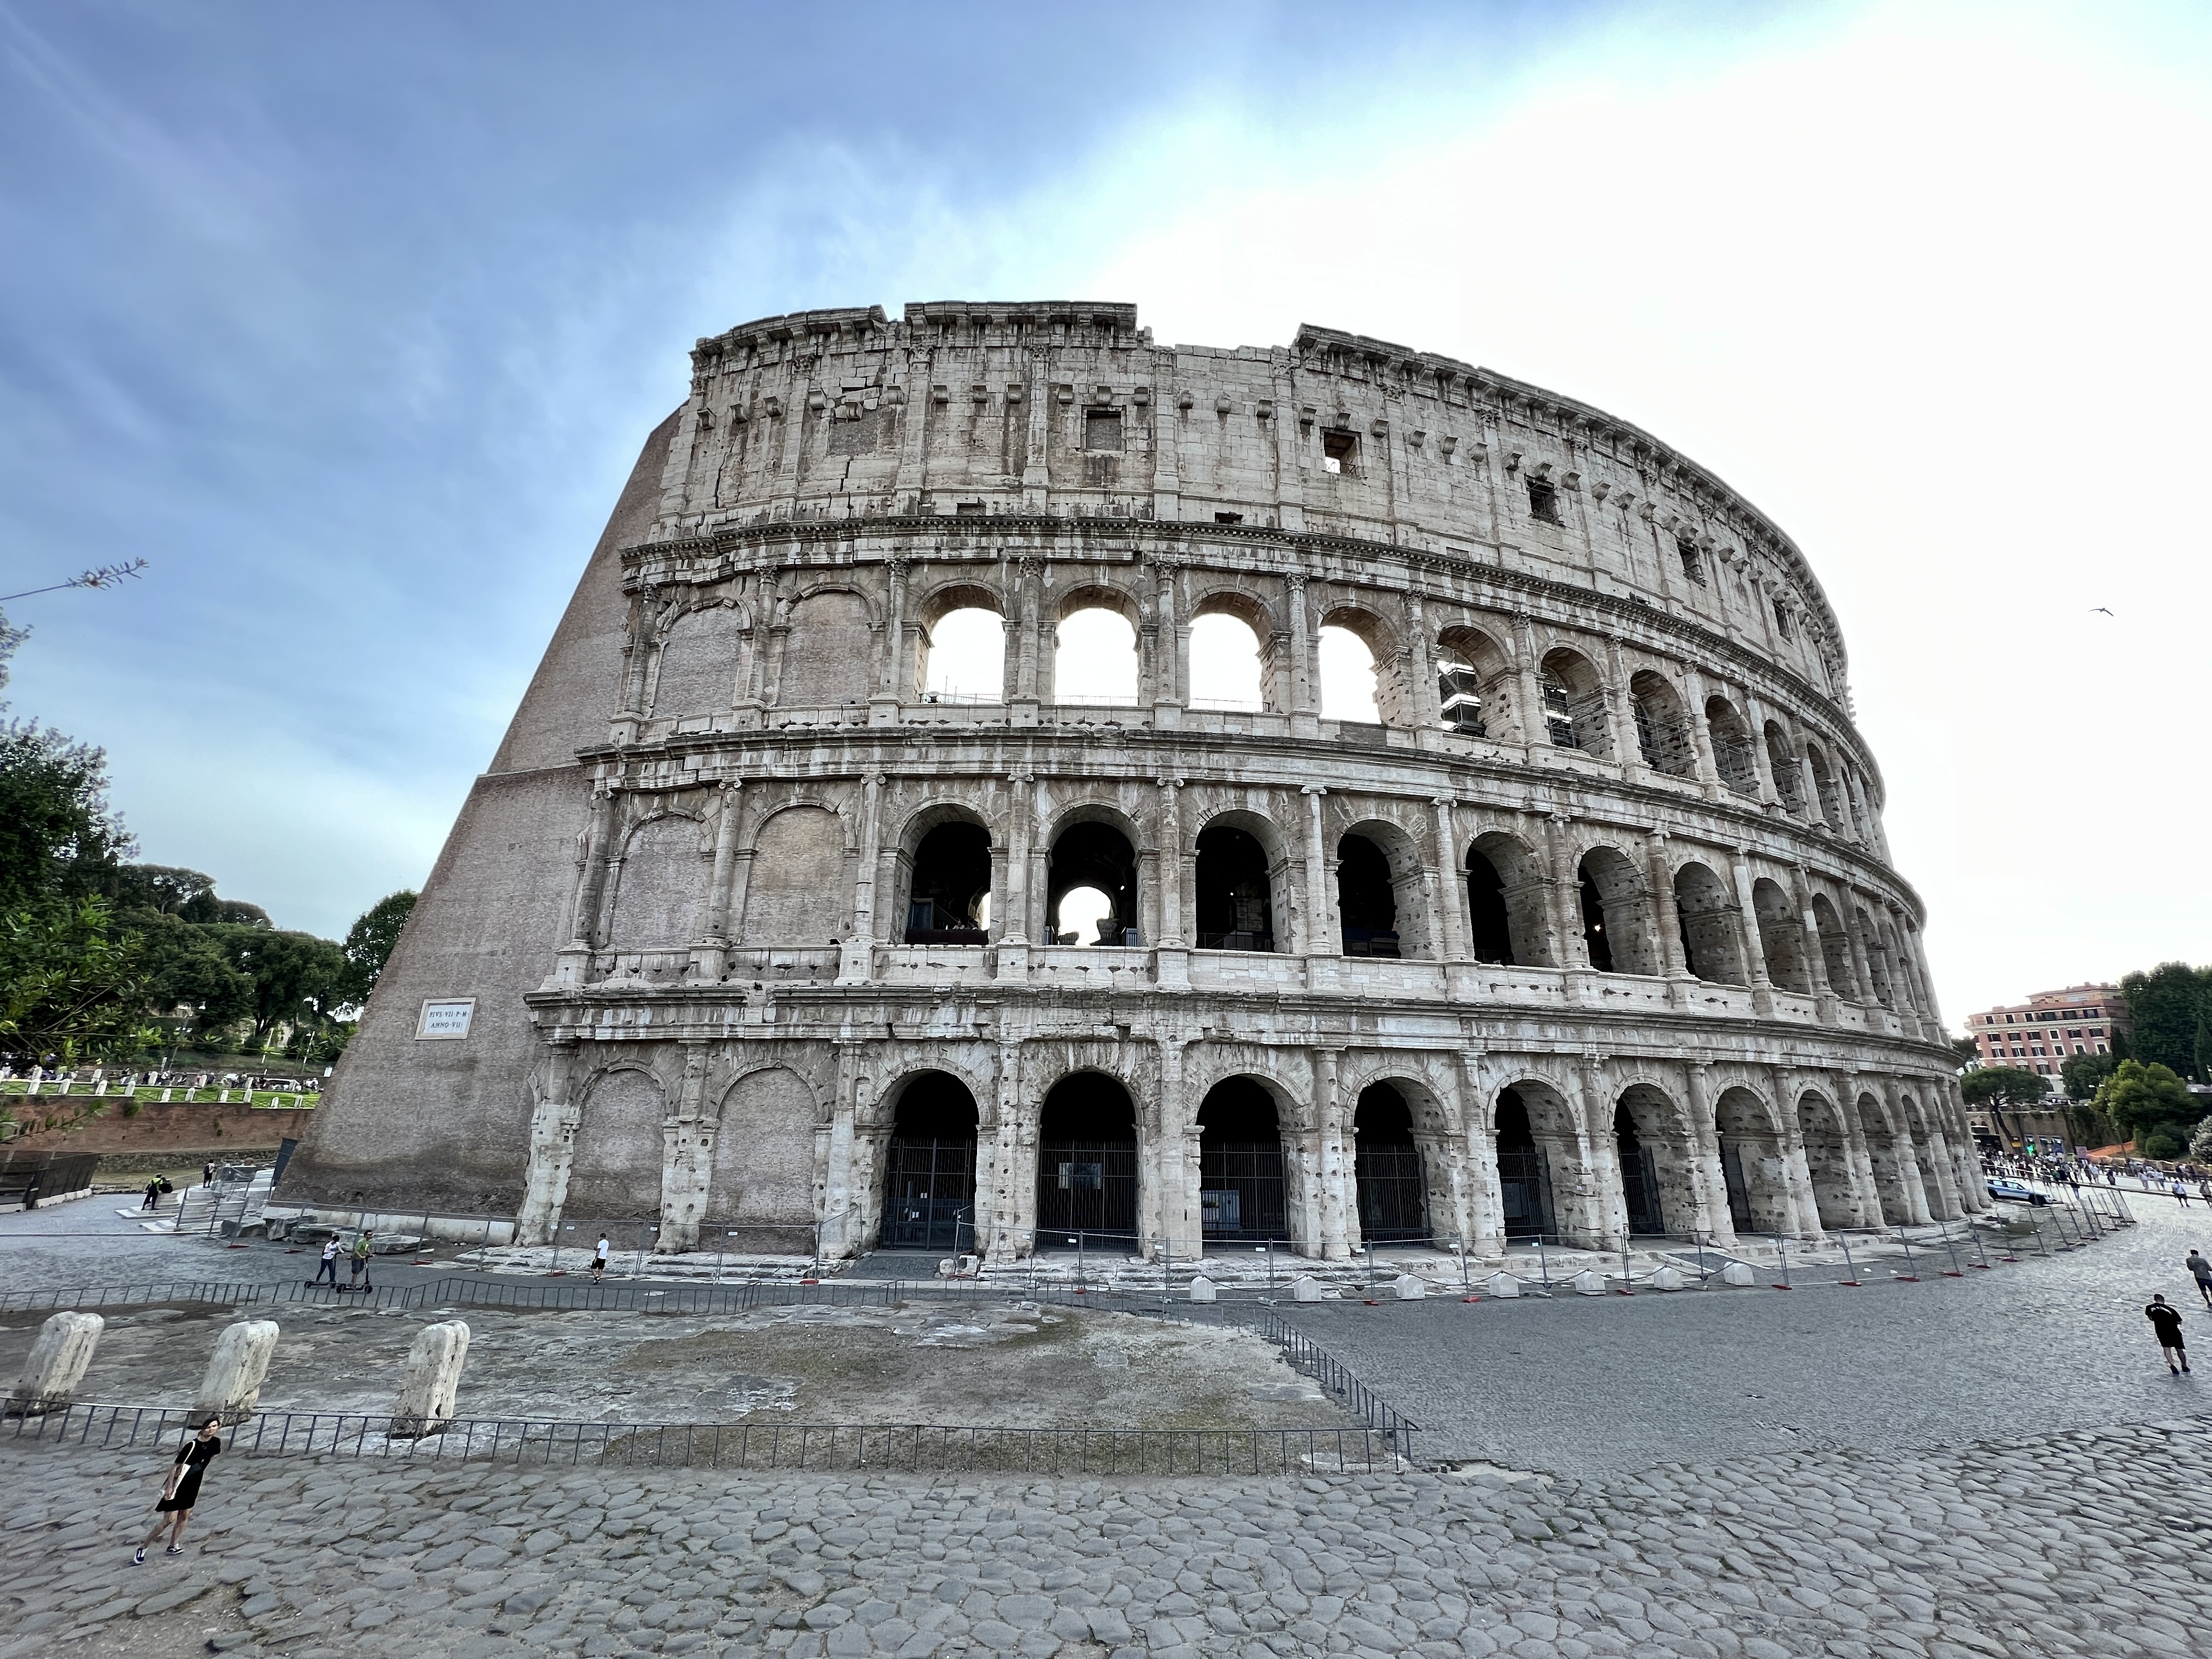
[134,1417,221,1562]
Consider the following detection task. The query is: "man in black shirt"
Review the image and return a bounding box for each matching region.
[2145,1294,2190,1375]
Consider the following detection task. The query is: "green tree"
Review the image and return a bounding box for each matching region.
[0,897,156,1064]
[129,910,257,1036]
[214,926,350,1049]
[2061,1050,2120,1103]
[2095,1059,2201,1160]
[0,724,135,911]
[2119,962,2211,1081]
[1951,1035,1982,1069]
[340,890,417,1007]
[1960,1066,2049,1108]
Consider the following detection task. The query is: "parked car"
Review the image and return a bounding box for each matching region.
[1986,1177,2050,1206]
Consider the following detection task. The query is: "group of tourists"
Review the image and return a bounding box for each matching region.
[304,1230,378,1291]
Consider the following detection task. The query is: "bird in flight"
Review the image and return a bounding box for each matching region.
[2091,607,2114,616]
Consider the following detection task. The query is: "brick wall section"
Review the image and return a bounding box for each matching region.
[4,1102,314,1155]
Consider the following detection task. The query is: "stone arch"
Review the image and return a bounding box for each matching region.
[1764,721,1807,816]
[1672,859,1746,985]
[704,1064,819,1250]
[649,603,744,720]
[1615,1081,1696,1238]
[1035,1068,1141,1247]
[1712,1085,1796,1237]
[1809,892,1858,998]
[1538,647,1611,755]
[1188,587,1280,711]
[1492,1078,1579,1241]
[606,813,708,951]
[1577,844,1659,976]
[1628,669,1695,777]
[1046,803,1142,946]
[1053,582,1141,703]
[1336,816,1434,959]
[740,805,849,945]
[778,588,876,709]
[1852,905,1897,1008]
[1898,1088,1950,1219]
[1352,1081,1429,1244]
[1193,805,1291,952]
[1466,830,1552,967]
[1435,624,1517,741]
[1857,1088,1920,1226]
[877,1069,982,1251]
[913,581,1006,703]
[1751,876,1812,992]
[1795,1089,1858,1231]
[564,1065,666,1224]
[1195,1076,1294,1242]
[1706,695,1758,796]
[1806,742,1847,833]
[894,803,992,942]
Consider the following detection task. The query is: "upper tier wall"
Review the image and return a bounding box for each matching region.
[658,302,1846,702]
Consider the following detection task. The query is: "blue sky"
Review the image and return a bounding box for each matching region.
[2,0,2207,1023]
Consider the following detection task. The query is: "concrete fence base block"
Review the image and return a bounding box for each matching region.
[1646,1265,1688,1291]
[1187,1275,1217,1303]
[6,1311,103,1417]
[1569,1269,1606,1296]
[1392,1274,1425,1300]
[389,1319,471,1438]
[1719,1261,1757,1286]
[1290,1275,1327,1303]
[193,1319,280,1424]
[1483,1272,1521,1299]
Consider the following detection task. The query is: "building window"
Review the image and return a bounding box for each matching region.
[1677,538,1706,586]
[956,501,984,516]
[1322,431,1358,475]
[1527,477,1561,524]
[1214,512,1243,525]
[1084,408,1124,451]
[1774,602,1793,639]
[2096,1043,2108,1053]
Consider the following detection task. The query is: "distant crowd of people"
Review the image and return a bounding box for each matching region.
[1980,1148,2212,1205]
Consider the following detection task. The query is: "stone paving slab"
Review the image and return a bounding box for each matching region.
[6,1412,2210,1658]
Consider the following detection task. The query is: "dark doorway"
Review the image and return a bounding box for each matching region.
[879,1073,978,1250]
[1035,1072,1138,1248]
[1195,826,1276,951]
[1047,821,1138,946]
[1197,1079,1288,1240]
[1577,864,1614,972]
[905,822,991,944]
[1355,1084,1427,1243]
[1614,1104,1663,1235]
[1719,1141,1754,1233]
[1338,833,1400,956]
[1466,851,1515,964]
[1496,1088,1554,1239]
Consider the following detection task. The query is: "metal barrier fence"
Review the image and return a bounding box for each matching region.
[1242,1305,1415,1447]
[1,1401,1407,1475]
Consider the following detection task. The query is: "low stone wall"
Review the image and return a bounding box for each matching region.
[2,1101,313,1159]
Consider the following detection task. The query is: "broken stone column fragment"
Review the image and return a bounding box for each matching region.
[390,1319,471,1438]
[193,1319,279,1424]
[5,1311,103,1416]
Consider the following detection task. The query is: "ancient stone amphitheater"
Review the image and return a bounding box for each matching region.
[285,300,1981,1261]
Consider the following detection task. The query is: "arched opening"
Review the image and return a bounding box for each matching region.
[1196,1078,1289,1242]
[1796,1091,1856,1231]
[1047,819,1137,946]
[1672,861,1746,985]
[1628,670,1694,777]
[1336,832,1400,957]
[1468,831,1551,967]
[1036,1071,1138,1247]
[1616,1084,1694,1239]
[1858,1093,1918,1226]
[1751,877,1810,992]
[1810,894,1858,997]
[1188,611,1266,710]
[1494,1087,1556,1239]
[1613,1103,1663,1236]
[1713,1087,1795,1236]
[1317,624,1380,722]
[879,1072,979,1250]
[1577,847,1657,976]
[1538,649,1611,755]
[1054,603,1138,704]
[1355,1083,1427,1244]
[1435,647,1487,735]
[1901,1094,1945,1219]
[1764,723,1807,816]
[902,819,991,943]
[1706,696,1758,797]
[1807,744,1846,832]
[1195,821,1278,951]
[917,603,1006,703]
[1436,625,1515,741]
[1853,907,1897,1008]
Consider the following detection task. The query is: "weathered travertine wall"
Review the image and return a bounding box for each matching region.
[283,302,1977,1259]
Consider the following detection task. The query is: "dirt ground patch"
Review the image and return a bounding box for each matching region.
[2,1297,1350,1431]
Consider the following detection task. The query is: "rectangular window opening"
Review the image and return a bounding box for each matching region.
[1321,430,1358,475]
[955,501,984,516]
[1678,538,1706,586]
[1527,478,1561,524]
[1214,512,1243,525]
[1084,408,1124,452]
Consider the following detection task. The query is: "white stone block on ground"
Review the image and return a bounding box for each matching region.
[1647,1265,1687,1291]
[7,1311,102,1415]
[1187,1276,1217,1303]
[391,1320,470,1437]
[1392,1274,1425,1300]
[1570,1269,1606,1296]
[1290,1275,1326,1302]
[1720,1260,1757,1286]
[194,1319,279,1423]
[1484,1272,1521,1298]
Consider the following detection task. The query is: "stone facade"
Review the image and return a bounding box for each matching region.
[281,300,1978,1259]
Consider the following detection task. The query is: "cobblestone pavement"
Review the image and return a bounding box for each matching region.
[8,1409,2211,1659]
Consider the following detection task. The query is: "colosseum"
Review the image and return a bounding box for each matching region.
[283,299,1984,1262]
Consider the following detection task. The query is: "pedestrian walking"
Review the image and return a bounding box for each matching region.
[2188,1249,2212,1309]
[347,1230,374,1292]
[2146,1294,2192,1375]
[202,1161,215,1189]
[141,1178,161,1212]
[133,1417,222,1563]
[309,1237,340,1288]
[591,1233,611,1284]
